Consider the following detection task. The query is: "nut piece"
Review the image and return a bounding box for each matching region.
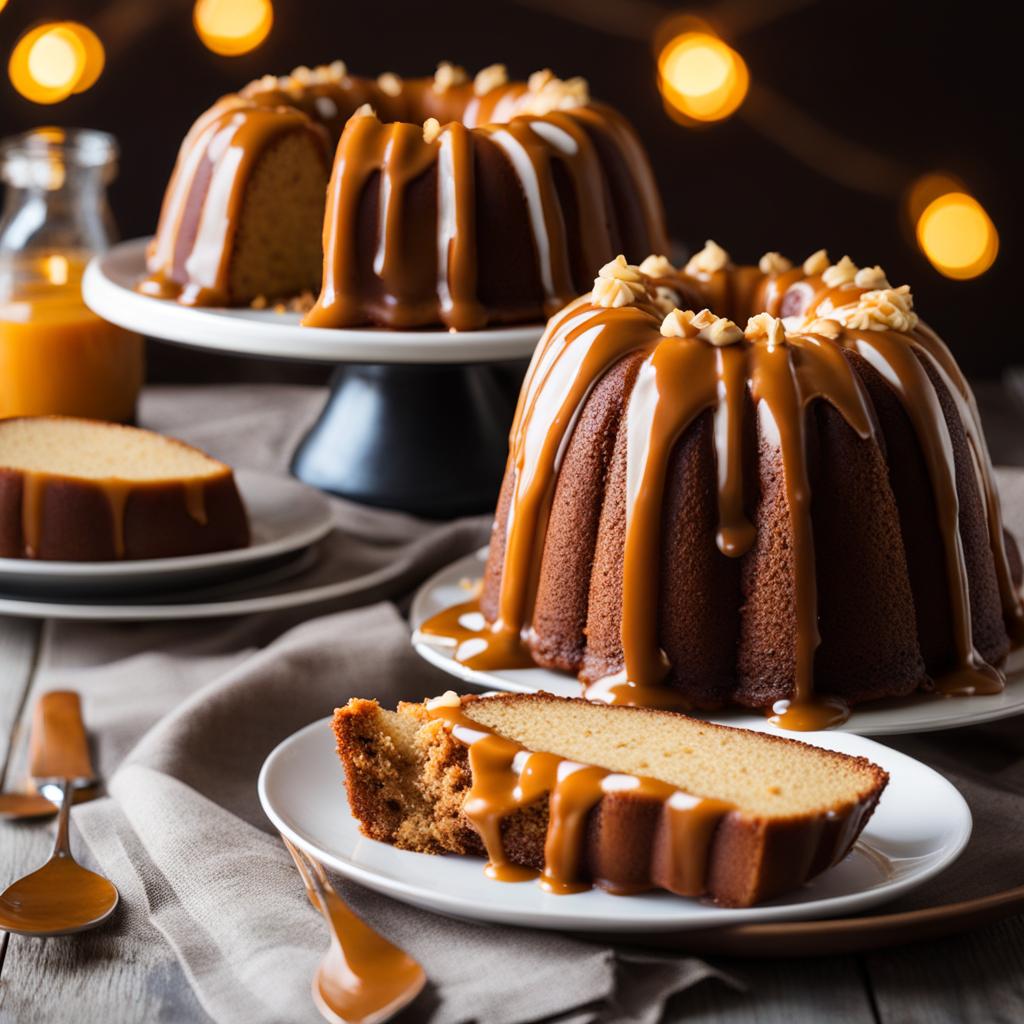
[519,73,589,115]
[830,286,919,333]
[244,73,280,94]
[352,103,376,118]
[684,239,731,276]
[377,72,402,96]
[758,251,793,275]
[822,255,859,289]
[639,254,677,277]
[660,308,741,345]
[433,62,468,93]
[423,117,442,143]
[474,63,508,96]
[426,690,462,711]
[854,265,890,289]
[802,248,830,276]
[592,256,647,306]
[802,317,842,339]
[528,68,556,92]
[745,312,787,348]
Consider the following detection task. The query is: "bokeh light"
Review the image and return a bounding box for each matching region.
[194,0,273,56]
[916,190,998,280]
[8,22,104,104]
[658,31,749,124]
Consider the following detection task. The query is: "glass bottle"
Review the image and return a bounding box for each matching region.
[0,127,143,421]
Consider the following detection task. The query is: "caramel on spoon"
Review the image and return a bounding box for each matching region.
[0,691,119,936]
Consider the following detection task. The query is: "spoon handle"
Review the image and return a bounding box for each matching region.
[29,691,94,783]
[51,778,74,859]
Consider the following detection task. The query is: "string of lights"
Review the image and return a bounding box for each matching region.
[0,0,1001,281]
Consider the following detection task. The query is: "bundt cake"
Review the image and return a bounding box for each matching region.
[142,61,668,328]
[334,690,888,907]
[0,417,249,560]
[420,244,1024,729]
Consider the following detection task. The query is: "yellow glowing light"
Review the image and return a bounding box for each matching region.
[658,32,749,124]
[194,0,273,56]
[916,191,998,280]
[8,22,103,105]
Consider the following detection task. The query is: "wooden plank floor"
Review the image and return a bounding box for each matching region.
[2,382,1023,1022]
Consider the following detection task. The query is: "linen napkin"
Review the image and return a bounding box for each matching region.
[68,603,736,1024]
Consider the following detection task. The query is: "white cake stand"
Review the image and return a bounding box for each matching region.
[83,238,544,516]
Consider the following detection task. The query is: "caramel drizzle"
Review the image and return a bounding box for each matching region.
[16,474,214,560]
[428,702,734,896]
[422,262,1020,723]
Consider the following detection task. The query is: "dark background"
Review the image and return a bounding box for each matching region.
[1,0,1019,378]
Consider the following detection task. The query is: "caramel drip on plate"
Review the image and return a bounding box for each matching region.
[428,703,734,896]
[421,261,1020,724]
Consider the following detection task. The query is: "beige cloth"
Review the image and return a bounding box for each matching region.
[13,385,1024,1023]
[26,385,736,1024]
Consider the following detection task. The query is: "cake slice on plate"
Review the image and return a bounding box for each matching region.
[334,691,887,907]
[0,416,250,560]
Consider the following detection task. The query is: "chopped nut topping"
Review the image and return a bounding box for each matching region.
[802,248,830,276]
[660,308,741,345]
[660,308,700,338]
[352,103,376,118]
[822,255,859,289]
[290,65,313,85]
[528,68,556,92]
[433,61,468,92]
[592,257,646,306]
[426,690,462,711]
[593,277,640,308]
[244,73,280,94]
[250,295,268,310]
[519,73,589,115]
[325,60,347,82]
[639,254,677,277]
[802,317,842,339]
[745,312,787,348]
[854,265,889,289]
[829,286,919,333]
[423,117,442,143]
[758,251,793,275]
[377,72,402,96]
[684,239,731,276]
[474,63,508,96]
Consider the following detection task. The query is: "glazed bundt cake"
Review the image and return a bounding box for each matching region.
[334,690,888,907]
[420,244,1024,729]
[143,61,668,328]
[0,416,249,560]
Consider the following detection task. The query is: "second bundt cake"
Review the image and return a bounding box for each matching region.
[420,244,1024,729]
[142,61,668,329]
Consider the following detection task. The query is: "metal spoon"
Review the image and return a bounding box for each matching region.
[0,691,118,936]
[281,834,426,1024]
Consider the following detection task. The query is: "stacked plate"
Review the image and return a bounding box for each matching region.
[0,469,342,620]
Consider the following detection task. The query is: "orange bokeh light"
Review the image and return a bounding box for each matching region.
[8,22,104,105]
[658,31,749,124]
[193,0,273,57]
[916,188,998,280]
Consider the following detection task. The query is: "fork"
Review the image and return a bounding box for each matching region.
[280,835,426,1024]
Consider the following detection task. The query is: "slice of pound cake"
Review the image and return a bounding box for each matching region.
[0,416,250,560]
[334,691,888,907]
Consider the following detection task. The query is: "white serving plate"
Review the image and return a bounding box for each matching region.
[0,469,333,596]
[410,548,1024,736]
[259,715,971,933]
[83,239,545,365]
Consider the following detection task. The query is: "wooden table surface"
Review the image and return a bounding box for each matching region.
[1,382,1023,1024]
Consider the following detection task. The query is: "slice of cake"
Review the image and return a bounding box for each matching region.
[334,692,888,907]
[0,416,250,560]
